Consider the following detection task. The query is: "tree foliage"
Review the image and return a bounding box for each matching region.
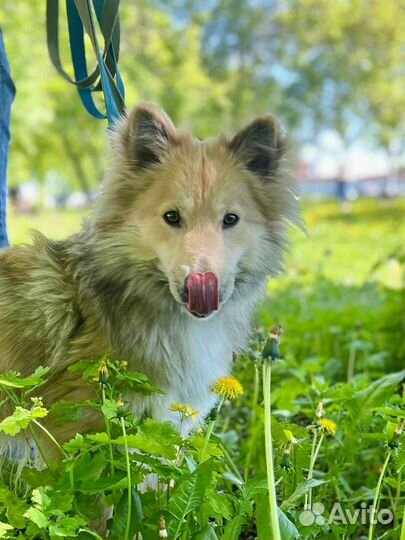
[0,0,403,188]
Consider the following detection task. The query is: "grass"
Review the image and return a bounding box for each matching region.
[1,197,404,539]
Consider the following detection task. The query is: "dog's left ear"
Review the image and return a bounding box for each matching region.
[123,103,178,168]
[229,116,286,181]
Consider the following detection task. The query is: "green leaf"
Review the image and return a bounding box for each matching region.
[223,472,244,487]
[373,407,405,417]
[243,477,268,499]
[109,488,143,540]
[113,420,181,460]
[101,399,118,420]
[0,367,50,390]
[68,359,99,382]
[0,405,48,436]
[278,508,300,540]
[73,451,106,483]
[76,529,104,540]
[188,434,223,459]
[31,486,52,509]
[50,400,87,425]
[0,522,13,538]
[280,479,327,511]
[115,370,162,395]
[63,434,87,452]
[350,370,405,419]
[0,487,29,528]
[256,495,299,540]
[221,514,246,540]
[77,475,129,494]
[48,516,87,537]
[206,493,233,520]
[86,432,110,445]
[192,524,219,539]
[24,507,49,529]
[168,460,213,539]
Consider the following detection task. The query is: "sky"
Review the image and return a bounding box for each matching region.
[301,131,402,181]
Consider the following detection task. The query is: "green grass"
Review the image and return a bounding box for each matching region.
[8,208,89,245]
[1,197,404,539]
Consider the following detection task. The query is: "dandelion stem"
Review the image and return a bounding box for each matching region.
[304,429,318,510]
[308,432,324,508]
[368,450,392,540]
[244,363,260,480]
[28,425,55,473]
[395,469,402,529]
[32,419,68,459]
[200,398,224,462]
[120,416,132,540]
[101,385,115,477]
[263,361,281,540]
[400,498,405,540]
[220,442,243,484]
[347,341,357,382]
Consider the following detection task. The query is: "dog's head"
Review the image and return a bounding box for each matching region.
[93,103,301,320]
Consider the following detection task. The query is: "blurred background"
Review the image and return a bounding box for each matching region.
[1,0,405,211]
[0,1,403,301]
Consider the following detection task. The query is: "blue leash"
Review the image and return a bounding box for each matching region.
[47,0,125,126]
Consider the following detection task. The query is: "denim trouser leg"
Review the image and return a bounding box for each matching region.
[0,29,16,248]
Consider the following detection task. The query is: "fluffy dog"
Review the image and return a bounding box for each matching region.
[0,103,300,446]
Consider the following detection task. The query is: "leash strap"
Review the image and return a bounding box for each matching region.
[46,0,125,125]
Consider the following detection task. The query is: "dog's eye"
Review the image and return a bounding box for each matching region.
[163,210,181,227]
[223,213,239,228]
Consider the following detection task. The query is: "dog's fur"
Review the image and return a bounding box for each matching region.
[0,103,300,447]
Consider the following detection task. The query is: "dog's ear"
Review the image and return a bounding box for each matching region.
[124,103,178,168]
[229,116,286,181]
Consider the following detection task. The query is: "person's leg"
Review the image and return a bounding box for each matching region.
[0,29,16,248]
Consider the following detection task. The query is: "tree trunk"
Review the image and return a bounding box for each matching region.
[61,135,92,203]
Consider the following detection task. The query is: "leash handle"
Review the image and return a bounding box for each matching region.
[46,0,125,125]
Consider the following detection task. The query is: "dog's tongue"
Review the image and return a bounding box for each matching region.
[186,272,219,317]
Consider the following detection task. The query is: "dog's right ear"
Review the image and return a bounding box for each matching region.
[121,103,178,168]
[229,116,286,182]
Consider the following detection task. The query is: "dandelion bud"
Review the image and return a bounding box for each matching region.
[262,326,283,361]
[116,395,126,418]
[208,407,218,422]
[316,401,324,419]
[281,447,292,472]
[395,418,405,437]
[388,418,405,449]
[159,516,168,538]
[98,361,109,386]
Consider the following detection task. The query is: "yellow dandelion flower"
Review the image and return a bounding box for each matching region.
[320,418,337,436]
[169,403,200,422]
[212,376,244,400]
[170,403,187,413]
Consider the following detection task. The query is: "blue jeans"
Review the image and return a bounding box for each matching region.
[0,29,16,248]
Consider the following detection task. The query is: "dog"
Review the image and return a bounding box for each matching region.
[0,103,300,450]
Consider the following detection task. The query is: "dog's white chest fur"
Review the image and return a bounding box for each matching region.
[127,306,248,431]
